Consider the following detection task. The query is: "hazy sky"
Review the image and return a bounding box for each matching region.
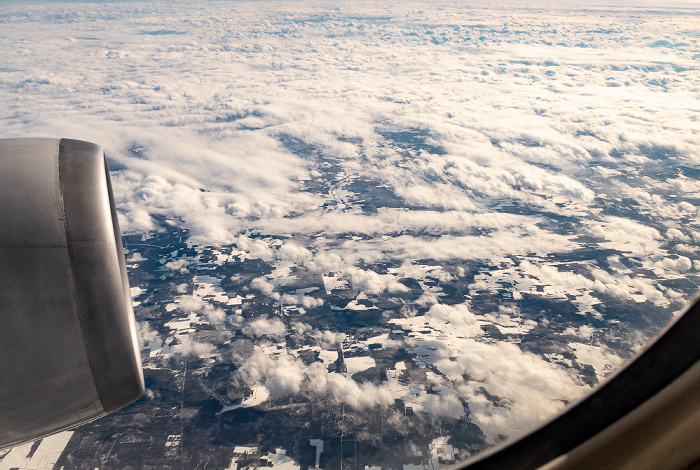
[2,0,700,6]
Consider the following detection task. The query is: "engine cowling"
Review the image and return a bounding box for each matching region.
[0,138,144,449]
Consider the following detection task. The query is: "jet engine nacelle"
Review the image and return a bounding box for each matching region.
[0,138,144,449]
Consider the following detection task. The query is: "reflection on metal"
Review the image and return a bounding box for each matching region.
[460,295,700,470]
[0,138,144,450]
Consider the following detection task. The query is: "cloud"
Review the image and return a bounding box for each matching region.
[3,0,699,454]
[306,363,395,409]
[292,321,312,336]
[176,296,227,323]
[472,258,678,309]
[0,1,691,248]
[393,303,589,442]
[312,330,347,348]
[653,256,692,273]
[164,258,190,274]
[427,303,482,337]
[410,328,582,442]
[345,267,409,296]
[447,340,583,442]
[243,316,287,340]
[263,354,305,398]
[250,277,279,299]
[277,242,313,264]
[279,294,298,305]
[127,251,146,263]
[136,321,161,349]
[173,336,216,358]
[236,349,394,408]
[307,252,344,273]
[235,235,274,261]
[415,392,466,419]
[587,217,662,256]
[302,295,324,309]
[666,228,689,242]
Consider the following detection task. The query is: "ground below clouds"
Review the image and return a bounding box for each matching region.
[1,1,699,469]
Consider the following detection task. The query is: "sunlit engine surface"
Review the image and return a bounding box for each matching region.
[0,139,144,450]
[0,2,698,469]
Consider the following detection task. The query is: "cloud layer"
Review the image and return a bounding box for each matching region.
[2,0,699,458]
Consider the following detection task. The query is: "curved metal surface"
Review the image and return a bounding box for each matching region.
[0,138,144,450]
[460,295,700,470]
[58,139,144,414]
